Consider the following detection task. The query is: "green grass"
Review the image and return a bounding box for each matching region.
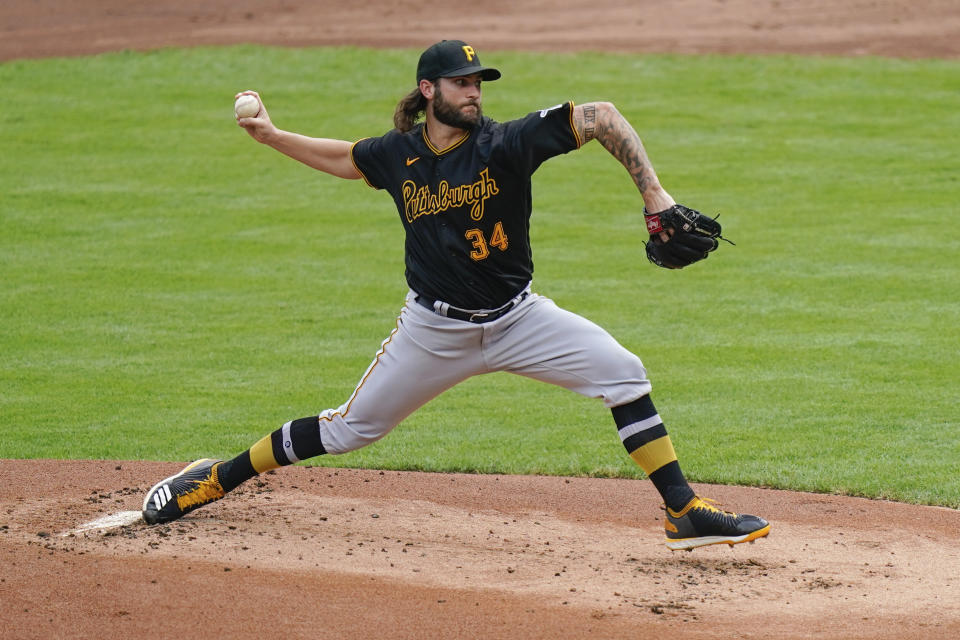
[2,46,958,507]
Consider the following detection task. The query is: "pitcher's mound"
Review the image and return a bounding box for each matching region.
[2,460,958,639]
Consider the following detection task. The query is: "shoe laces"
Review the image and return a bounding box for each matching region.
[176,471,224,510]
[694,497,739,517]
[662,497,739,518]
[688,497,747,532]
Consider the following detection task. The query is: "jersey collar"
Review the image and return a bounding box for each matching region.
[421,125,471,156]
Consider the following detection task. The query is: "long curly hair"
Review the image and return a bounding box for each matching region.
[394,87,427,132]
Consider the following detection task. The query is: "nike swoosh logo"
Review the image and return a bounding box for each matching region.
[405,157,420,166]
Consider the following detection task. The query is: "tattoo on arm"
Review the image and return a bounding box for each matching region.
[575,102,657,195]
[582,104,596,142]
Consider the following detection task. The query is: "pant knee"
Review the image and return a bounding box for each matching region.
[317,409,397,454]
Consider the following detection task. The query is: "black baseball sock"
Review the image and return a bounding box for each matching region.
[217,416,327,492]
[612,395,696,512]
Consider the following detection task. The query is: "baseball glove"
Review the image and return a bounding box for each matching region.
[644,204,732,269]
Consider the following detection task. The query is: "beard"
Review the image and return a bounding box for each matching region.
[432,84,482,130]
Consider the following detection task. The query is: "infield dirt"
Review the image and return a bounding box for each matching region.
[2,2,958,639]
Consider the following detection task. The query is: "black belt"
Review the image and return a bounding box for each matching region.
[415,291,529,324]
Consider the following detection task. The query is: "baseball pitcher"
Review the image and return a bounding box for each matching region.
[142,40,768,551]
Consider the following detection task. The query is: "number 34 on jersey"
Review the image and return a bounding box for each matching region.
[465,221,508,261]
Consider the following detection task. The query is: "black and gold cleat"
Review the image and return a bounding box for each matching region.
[664,496,770,551]
[142,459,226,525]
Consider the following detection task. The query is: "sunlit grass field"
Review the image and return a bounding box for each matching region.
[2,46,957,506]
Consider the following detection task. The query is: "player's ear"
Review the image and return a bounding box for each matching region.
[419,79,435,100]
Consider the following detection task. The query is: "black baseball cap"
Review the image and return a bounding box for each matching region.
[416,40,502,83]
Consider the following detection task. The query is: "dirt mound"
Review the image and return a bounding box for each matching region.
[2,461,958,639]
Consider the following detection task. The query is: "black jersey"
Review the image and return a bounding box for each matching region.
[351,101,581,309]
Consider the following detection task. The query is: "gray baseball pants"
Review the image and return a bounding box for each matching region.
[317,288,651,454]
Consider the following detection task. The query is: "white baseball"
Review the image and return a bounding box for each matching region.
[234,94,260,119]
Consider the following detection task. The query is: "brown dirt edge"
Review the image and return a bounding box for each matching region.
[1,0,959,62]
[2,460,959,640]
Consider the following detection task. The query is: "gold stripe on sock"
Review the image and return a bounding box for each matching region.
[249,434,280,474]
[629,435,678,476]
